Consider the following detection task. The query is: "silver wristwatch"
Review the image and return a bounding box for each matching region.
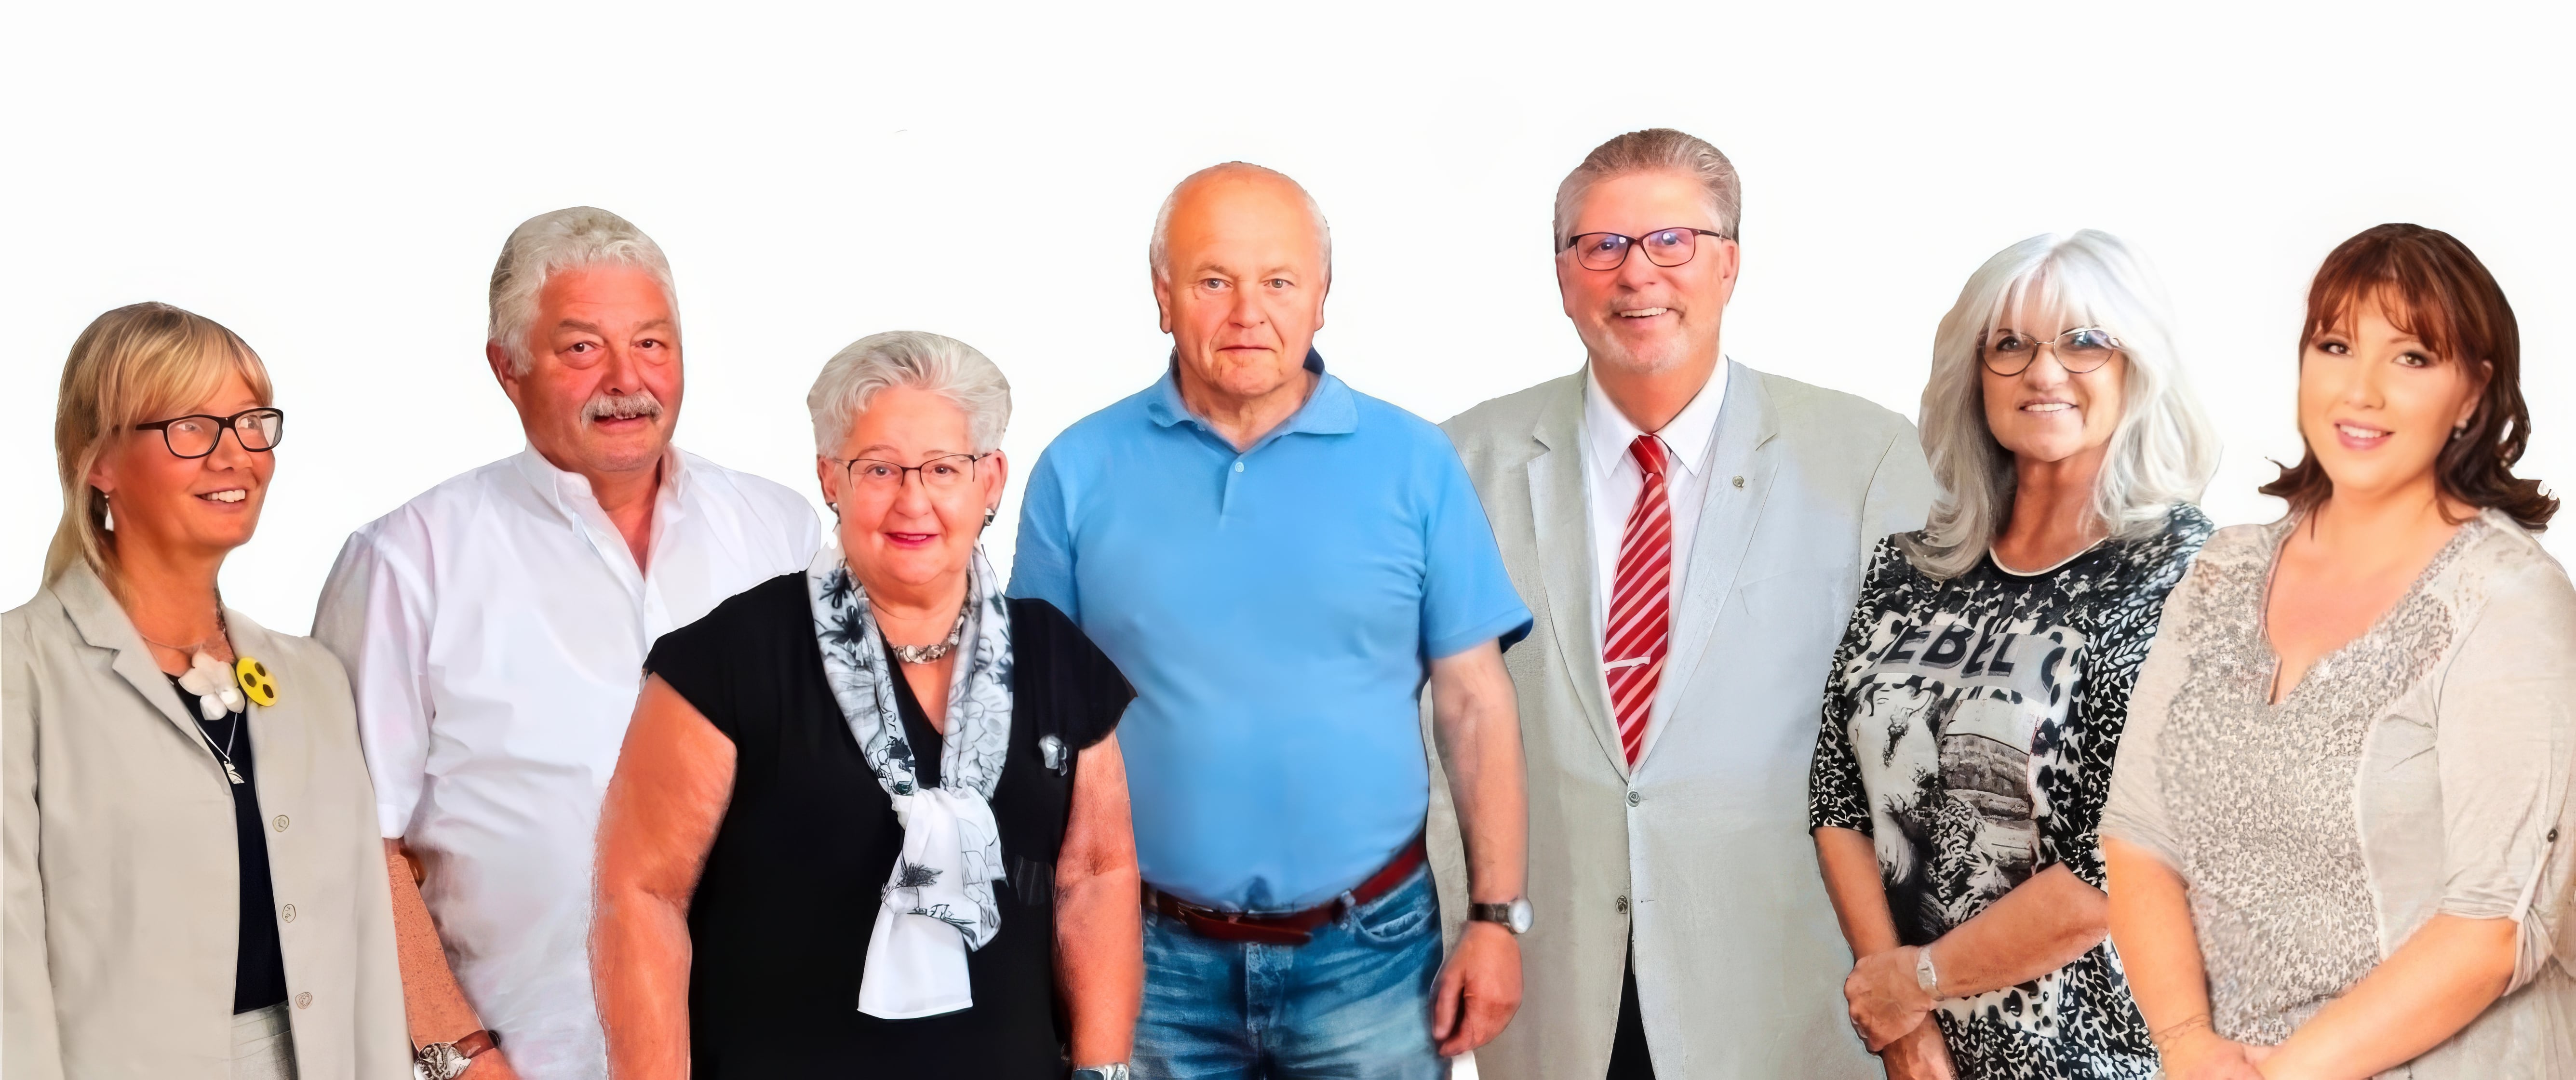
[414,1029,499,1080]
[1914,944,1941,1000]
[1072,1066,1131,1080]
[414,1044,469,1080]
[1468,896,1534,934]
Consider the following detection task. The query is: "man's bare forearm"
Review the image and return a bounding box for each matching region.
[385,840,484,1044]
[1430,641,1526,903]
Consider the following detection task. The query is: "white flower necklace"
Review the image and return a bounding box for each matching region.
[138,614,249,785]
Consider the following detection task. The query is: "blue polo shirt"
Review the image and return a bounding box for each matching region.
[1009,352,1531,911]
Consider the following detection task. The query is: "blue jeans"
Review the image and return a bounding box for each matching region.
[1137,865,1448,1080]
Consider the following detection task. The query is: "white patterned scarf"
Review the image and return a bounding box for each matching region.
[806,545,1016,1019]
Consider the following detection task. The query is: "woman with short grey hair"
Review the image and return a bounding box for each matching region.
[1807,232,2219,1079]
[593,331,1143,1079]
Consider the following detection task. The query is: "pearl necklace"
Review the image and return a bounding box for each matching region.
[886,593,973,665]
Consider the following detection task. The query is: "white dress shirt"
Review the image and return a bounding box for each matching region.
[313,446,817,1080]
[1581,360,1727,758]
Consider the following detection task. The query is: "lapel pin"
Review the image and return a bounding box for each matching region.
[235,656,280,707]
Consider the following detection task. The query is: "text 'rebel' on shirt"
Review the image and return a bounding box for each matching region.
[1010,351,1532,912]
[313,445,819,1080]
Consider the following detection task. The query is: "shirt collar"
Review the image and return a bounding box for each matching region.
[1145,348,1356,445]
[1582,359,1728,479]
[511,442,688,520]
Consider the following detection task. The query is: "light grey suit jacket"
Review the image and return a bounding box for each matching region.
[4,564,410,1080]
[1430,361,1933,1079]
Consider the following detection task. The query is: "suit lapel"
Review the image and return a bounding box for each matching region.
[1526,378,1630,778]
[229,615,309,822]
[55,564,201,745]
[1653,360,1781,752]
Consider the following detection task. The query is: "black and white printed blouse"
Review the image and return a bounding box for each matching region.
[1809,505,2211,1080]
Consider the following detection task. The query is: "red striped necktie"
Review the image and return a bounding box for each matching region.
[1607,434,1672,767]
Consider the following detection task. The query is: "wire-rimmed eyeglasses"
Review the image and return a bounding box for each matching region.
[1980,327,2123,376]
[832,452,992,494]
[132,408,286,459]
[1560,227,1731,271]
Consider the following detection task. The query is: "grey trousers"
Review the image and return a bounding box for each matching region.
[231,1003,299,1080]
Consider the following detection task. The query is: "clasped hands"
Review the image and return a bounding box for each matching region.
[1844,946,1954,1080]
[2153,1014,2279,1080]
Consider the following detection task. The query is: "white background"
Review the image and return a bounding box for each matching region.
[5,1,2569,639]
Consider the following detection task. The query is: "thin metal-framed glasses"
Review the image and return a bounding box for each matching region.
[1979,327,2124,376]
[1560,227,1730,271]
[833,452,992,494]
[132,408,287,459]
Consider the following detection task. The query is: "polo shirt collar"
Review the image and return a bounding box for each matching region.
[1147,348,1357,446]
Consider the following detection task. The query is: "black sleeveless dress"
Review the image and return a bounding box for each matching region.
[644,573,1132,1079]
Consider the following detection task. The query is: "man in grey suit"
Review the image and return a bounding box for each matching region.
[1432,129,1934,1078]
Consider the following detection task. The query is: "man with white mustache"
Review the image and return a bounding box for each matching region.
[1433,130,1934,1079]
[315,207,818,1079]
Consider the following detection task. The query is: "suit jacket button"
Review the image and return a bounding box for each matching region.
[1615,895,1630,914]
[294,992,313,1009]
[1731,475,1745,488]
[1627,791,1642,807]
[281,903,296,922]
[273,814,289,832]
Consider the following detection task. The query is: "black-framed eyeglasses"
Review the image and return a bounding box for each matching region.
[132,408,286,459]
[832,452,991,494]
[1979,327,2123,376]
[1560,227,1731,271]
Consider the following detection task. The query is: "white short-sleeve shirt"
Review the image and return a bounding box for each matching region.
[313,445,818,1080]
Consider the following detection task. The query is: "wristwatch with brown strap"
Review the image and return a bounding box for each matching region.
[414,1029,500,1080]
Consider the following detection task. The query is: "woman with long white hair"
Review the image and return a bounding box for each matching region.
[1808,231,2219,1079]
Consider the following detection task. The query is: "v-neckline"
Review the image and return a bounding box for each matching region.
[2254,512,2480,707]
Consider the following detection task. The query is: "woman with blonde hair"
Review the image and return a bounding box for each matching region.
[1809,231,2219,1079]
[2104,224,2576,1079]
[4,303,409,1078]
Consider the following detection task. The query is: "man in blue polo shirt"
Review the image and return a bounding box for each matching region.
[1011,162,1535,1079]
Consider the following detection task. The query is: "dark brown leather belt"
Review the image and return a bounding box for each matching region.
[1143,835,1429,946]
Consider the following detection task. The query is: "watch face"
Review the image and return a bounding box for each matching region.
[1507,897,1534,934]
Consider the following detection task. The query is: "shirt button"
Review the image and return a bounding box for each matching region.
[1615,895,1630,914]
[294,992,313,1009]
[281,903,296,922]
[1627,791,1642,807]
[1732,475,1745,488]
[1233,461,1245,473]
[273,815,289,832]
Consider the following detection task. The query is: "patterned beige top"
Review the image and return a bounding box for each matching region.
[2103,509,2576,1078]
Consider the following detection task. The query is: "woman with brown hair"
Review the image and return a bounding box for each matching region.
[2102,224,2575,1079]
[3,303,410,1078]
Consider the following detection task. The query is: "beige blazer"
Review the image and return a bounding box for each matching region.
[1430,363,1934,1079]
[4,564,409,1079]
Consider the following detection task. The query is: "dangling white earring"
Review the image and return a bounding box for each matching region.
[100,492,113,532]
